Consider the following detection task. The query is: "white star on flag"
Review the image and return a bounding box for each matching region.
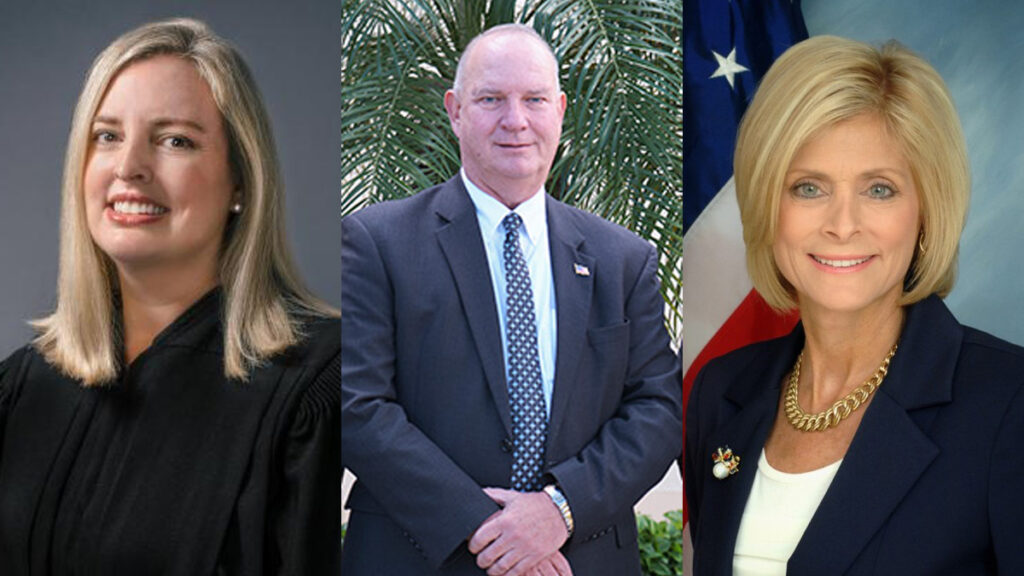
[709,47,749,89]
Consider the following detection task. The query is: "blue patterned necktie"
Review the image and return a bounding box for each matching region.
[502,213,548,492]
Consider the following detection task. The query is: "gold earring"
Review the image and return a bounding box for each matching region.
[918,230,927,255]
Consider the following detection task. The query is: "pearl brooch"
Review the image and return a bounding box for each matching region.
[712,446,740,480]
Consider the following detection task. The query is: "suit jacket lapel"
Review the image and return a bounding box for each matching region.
[697,332,803,575]
[546,199,594,440]
[789,392,939,573]
[790,295,959,573]
[433,178,512,435]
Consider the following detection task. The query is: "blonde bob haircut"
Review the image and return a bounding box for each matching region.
[33,18,337,386]
[734,35,969,311]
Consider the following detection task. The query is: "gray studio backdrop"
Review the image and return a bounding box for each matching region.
[0,1,340,356]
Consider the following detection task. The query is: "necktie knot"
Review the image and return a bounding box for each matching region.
[502,212,523,235]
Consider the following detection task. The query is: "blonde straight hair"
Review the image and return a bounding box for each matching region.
[33,18,337,386]
[734,36,969,311]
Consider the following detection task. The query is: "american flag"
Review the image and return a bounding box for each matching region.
[681,0,808,557]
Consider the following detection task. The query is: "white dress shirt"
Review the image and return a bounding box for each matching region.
[462,169,557,416]
[733,450,842,576]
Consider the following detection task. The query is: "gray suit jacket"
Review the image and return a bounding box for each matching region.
[341,176,682,575]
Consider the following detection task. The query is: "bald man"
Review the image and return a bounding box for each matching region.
[342,24,682,576]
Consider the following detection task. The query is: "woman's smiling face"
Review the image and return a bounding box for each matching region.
[773,113,921,318]
[84,54,235,275]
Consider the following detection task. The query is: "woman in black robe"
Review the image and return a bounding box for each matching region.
[0,18,339,575]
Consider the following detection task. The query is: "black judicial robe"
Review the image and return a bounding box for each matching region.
[0,290,340,575]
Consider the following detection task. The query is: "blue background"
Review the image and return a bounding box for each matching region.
[803,0,1024,345]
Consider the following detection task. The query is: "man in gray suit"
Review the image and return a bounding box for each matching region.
[342,24,682,576]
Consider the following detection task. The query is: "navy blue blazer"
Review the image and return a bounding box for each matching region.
[685,295,1024,575]
[342,176,682,575]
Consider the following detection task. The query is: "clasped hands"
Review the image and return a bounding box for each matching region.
[468,488,572,576]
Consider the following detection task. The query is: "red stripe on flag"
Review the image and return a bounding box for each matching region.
[681,289,798,523]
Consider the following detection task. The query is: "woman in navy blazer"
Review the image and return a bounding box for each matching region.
[685,36,1024,575]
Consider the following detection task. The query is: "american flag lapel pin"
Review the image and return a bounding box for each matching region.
[574,262,590,277]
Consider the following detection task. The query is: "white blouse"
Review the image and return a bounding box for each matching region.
[732,450,842,576]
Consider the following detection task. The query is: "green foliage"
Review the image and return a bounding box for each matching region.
[341,0,683,339]
[637,510,683,576]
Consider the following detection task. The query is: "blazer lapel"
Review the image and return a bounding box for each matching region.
[789,392,939,573]
[790,295,960,573]
[699,389,777,575]
[434,178,512,435]
[696,332,803,576]
[545,199,594,440]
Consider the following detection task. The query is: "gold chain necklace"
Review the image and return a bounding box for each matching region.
[784,343,898,432]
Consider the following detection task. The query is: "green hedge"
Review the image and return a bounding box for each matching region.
[637,510,684,576]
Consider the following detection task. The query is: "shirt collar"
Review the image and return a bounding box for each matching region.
[461,168,547,246]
